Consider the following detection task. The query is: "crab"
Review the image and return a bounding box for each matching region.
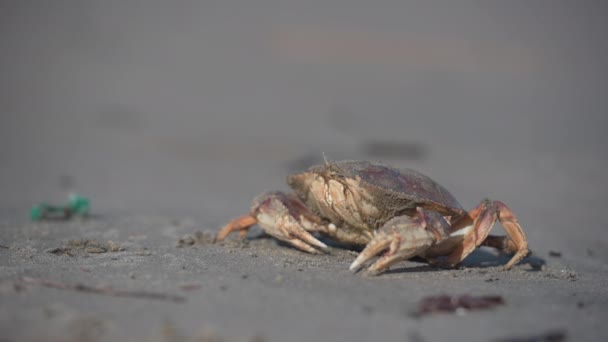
[215,160,529,275]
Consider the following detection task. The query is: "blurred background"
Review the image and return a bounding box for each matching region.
[1,1,607,254]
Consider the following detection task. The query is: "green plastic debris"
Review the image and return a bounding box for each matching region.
[29,205,45,221]
[29,194,90,221]
[68,194,90,216]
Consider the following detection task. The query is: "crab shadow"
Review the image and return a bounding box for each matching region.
[460,248,546,271]
[250,233,546,273]
[384,263,438,274]
[385,248,546,275]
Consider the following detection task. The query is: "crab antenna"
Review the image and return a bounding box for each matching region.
[322,152,330,166]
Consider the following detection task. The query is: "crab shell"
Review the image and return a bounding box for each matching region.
[286,160,465,245]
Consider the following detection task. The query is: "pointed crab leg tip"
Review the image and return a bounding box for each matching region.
[214,225,232,242]
[213,232,225,243]
[350,238,391,272]
[315,240,329,249]
[365,256,399,276]
[349,262,362,272]
[287,238,322,254]
[349,255,366,272]
[349,251,373,272]
[364,269,383,277]
[292,229,328,250]
[301,234,328,249]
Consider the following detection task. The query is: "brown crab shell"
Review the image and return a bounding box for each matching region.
[289,160,465,220]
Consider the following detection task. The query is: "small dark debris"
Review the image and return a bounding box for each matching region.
[577,301,585,309]
[177,231,215,247]
[494,330,566,342]
[179,283,203,291]
[586,249,595,257]
[219,285,228,291]
[0,244,9,249]
[177,235,196,247]
[548,250,562,258]
[361,140,429,160]
[361,305,374,314]
[241,274,249,279]
[45,247,74,256]
[485,277,499,282]
[416,294,504,316]
[47,239,124,256]
[529,262,544,271]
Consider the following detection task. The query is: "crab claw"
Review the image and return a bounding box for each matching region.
[216,192,329,254]
[350,208,436,275]
[253,192,330,253]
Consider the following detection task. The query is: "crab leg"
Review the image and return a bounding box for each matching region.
[445,200,529,269]
[350,208,437,275]
[215,214,258,242]
[215,192,329,253]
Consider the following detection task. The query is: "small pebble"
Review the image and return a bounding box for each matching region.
[548,250,562,258]
[85,246,107,254]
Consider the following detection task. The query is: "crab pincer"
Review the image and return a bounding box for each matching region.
[349,208,441,275]
[216,192,329,253]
